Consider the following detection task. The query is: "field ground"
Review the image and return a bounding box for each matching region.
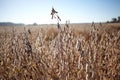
[0,23,120,80]
[0,23,120,33]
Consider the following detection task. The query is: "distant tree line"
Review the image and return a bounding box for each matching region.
[0,22,25,26]
[107,16,120,23]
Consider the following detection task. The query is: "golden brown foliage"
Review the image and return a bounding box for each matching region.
[0,23,120,80]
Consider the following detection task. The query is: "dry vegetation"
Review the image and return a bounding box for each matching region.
[0,23,120,80]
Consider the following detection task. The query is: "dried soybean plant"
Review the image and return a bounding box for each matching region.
[0,20,120,79]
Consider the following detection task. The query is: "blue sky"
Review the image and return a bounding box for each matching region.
[0,0,120,24]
